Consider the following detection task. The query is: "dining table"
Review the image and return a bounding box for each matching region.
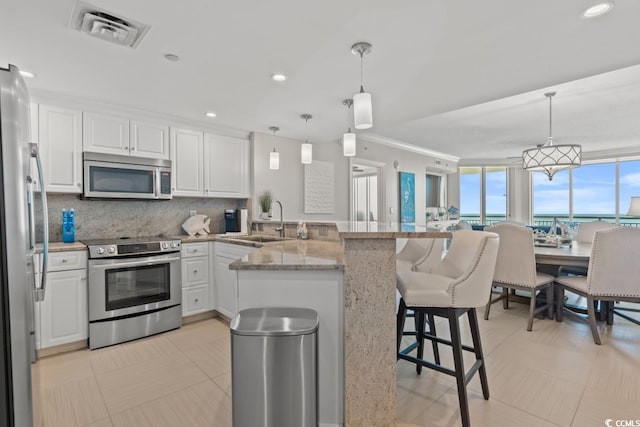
[534,240,591,267]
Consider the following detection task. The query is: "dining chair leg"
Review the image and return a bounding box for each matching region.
[606,301,614,325]
[396,298,407,357]
[427,313,440,365]
[546,285,554,320]
[555,286,564,322]
[586,296,602,345]
[483,291,492,320]
[415,310,426,374]
[527,289,537,331]
[467,308,489,400]
[503,287,510,309]
[448,309,470,427]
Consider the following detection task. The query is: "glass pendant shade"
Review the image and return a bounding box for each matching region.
[269,149,279,170]
[353,91,373,130]
[343,131,356,156]
[301,142,312,164]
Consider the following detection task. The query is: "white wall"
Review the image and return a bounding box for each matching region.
[252,132,457,223]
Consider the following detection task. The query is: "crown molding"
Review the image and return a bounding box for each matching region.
[357,133,460,163]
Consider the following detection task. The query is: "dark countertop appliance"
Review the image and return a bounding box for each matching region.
[225,209,241,233]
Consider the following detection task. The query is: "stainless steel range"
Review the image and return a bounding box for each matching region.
[83,236,182,349]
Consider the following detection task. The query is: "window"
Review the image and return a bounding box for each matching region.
[530,158,640,226]
[572,162,615,223]
[532,169,569,225]
[459,167,506,225]
[460,167,481,224]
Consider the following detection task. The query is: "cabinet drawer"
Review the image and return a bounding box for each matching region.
[181,242,209,258]
[182,284,209,316]
[182,257,208,287]
[47,251,88,272]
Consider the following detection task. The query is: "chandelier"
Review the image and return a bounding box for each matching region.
[522,91,581,180]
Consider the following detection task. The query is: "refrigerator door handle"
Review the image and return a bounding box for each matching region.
[30,143,48,302]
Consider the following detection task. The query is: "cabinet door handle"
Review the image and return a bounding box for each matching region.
[193,269,198,274]
[194,298,199,302]
[61,259,67,263]
[77,183,81,188]
[131,146,136,151]
[123,147,128,150]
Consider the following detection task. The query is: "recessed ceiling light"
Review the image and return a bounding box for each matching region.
[164,53,180,62]
[19,70,35,78]
[205,112,217,118]
[271,73,287,82]
[582,2,614,18]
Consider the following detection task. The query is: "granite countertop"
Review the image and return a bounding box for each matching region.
[36,241,88,253]
[336,221,453,239]
[229,239,344,271]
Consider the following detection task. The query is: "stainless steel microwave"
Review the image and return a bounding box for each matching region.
[83,152,172,200]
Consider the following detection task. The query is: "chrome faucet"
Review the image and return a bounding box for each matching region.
[274,200,284,238]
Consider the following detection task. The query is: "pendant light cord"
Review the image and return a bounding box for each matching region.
[360,53,365,93]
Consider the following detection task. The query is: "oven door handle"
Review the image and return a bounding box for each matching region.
[90,256,181,270]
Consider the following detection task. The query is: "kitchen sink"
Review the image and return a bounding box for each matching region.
[226,235,289,243]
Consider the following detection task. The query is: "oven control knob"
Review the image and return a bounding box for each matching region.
[96,247,105,255]
[107,246,116,254]
[162,242,169,249]
[171,242,178,248]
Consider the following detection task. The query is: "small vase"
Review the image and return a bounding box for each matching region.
[260,212,270,220]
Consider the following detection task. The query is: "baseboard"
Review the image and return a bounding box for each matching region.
[182,310,219,325]
[37,339,88,358]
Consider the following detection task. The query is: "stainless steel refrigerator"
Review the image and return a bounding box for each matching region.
[0,64,49,426]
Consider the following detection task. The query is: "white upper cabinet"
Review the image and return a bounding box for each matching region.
[130,119,170,159]
[204,134,249,198]
[38,104,82,193]
[83,112,130,155]
[170,127,205,196]
[84,112,169,160]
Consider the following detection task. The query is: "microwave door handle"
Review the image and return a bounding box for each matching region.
[154,169,159,199]
[30,143,48,302]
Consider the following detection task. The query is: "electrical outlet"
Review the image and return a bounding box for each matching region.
[189,210,197,217]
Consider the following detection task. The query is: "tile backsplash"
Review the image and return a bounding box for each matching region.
[35,194,248,242]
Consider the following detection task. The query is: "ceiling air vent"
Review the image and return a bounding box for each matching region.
[69,1,149,48]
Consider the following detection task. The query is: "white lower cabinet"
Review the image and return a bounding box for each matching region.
[214,242,256,319]
[37,251,88,349]
[181,242,211,317]
[182,284,210,315]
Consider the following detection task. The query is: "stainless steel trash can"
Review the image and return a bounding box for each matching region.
[230,307,319,427]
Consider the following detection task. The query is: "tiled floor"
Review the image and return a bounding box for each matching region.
[32,301,640,426]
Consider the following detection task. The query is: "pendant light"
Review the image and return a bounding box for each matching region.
[351,42,373,130]
[300,114,313,164]
[268,126,280,170]
[522,91,582,181]
[342,99,356,156]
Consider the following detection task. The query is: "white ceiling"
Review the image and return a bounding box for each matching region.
[3,0,640,162]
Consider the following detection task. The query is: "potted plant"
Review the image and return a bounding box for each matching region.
[258,190,273,220]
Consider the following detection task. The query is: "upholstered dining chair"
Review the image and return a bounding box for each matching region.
[558,220,616,276]
[483,223,555,331]
[396,237,445,273]
[396,237,446,364]
[555,227,640,345]
[397,230,499,427]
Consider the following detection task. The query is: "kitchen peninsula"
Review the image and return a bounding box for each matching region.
[230,223,451,426]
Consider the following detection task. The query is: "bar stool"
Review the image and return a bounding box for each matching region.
[397,230,499,427]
